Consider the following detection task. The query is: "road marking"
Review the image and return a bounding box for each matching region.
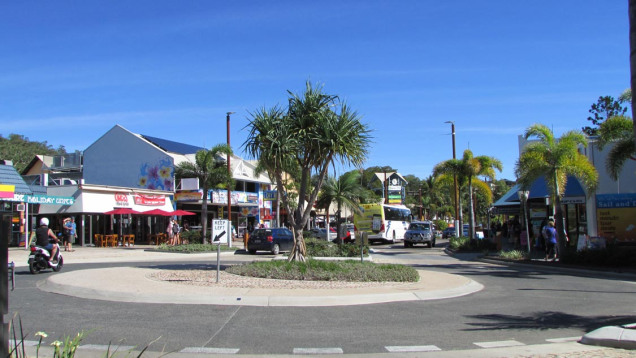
[79,344,136,351]
[293,347,343,354]
[180,347,240,354]
[546,337,581,343]
[474,340,525,348]
[385,345,441,352]
[9,340,39,346]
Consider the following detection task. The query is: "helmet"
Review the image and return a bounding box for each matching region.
[40,217,49,226]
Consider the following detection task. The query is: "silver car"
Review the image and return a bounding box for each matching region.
[404,221,437,248]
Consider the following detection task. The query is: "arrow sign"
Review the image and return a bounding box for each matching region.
[212,219,229,244]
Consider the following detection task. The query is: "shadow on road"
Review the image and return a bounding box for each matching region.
[464,311,636,332]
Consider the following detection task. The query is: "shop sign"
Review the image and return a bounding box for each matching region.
[175,190,203,202]
[0,184,15,199]
[596,194,636,242]
[134,194,165,206]
[115,192,129,206]
[561,196,585,204]
[211,190,238,205]
[263,190,277,201]
[596,193,636,208]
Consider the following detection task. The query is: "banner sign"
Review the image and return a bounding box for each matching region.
[175,190,203,202]
[596,194,636,242]
[263,190,277,201]
[6,194,75,205]
[134,194,165,206]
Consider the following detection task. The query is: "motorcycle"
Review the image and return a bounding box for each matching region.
[28,244,63,274]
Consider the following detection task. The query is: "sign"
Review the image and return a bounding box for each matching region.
[175,190,203,202]
[134,194,165,206]
[212,219,229,244]
[115,192,129,206]
[561,196,585,204]
[263,190,277,201]
[0,184,15,199]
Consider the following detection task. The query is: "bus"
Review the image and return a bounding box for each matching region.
[354,203,412,244]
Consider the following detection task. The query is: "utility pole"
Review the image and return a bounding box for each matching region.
[445,121,459,236]
[227,112,235,246]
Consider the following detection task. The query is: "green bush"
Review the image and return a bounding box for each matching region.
[434,220,448,231]
[498,250,528,260]
[449,236,496,252]
[180,230,202,244]
[304,238,369,257]
[226,259,419,282]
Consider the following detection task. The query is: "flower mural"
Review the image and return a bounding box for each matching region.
[139,158,174,191]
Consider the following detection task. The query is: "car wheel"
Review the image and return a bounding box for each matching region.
[248,249,257,254]
[271,244,280,255]
[404,241,409,248]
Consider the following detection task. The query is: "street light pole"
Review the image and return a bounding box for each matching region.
[445,121,459,237]
[227,112,235,246]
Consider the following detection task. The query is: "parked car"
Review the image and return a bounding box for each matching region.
[331,224,356,244]
[247,228,294,254]
[308,227,337,241]
[403,221,437,248]
[442,227,456,239]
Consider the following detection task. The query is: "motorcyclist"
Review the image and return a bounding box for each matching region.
[35,217,59,262]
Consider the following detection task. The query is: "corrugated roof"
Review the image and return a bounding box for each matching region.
[141,135,205,155]
[0,164,33,195]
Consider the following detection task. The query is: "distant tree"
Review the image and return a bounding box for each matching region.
[0,133,67,172]
[316,171,364,242]
[174,144,233,244]
[582,96,627,136]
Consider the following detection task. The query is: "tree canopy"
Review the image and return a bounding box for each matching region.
[0,133,67,172]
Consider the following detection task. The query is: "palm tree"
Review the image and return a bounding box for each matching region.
[515,124,598,257]
[316,171,364,242]
[434,149,502,240]
[174,144,233,244]
[244,81,372,261]
[597,115,636,180]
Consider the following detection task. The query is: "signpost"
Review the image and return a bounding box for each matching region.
[212,219,228,282]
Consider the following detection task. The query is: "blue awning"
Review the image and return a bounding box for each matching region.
[501,175,585,203]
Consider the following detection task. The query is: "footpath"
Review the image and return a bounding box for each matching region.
[7,245,636,357]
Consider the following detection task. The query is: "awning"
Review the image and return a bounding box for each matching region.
[504,176,585,202]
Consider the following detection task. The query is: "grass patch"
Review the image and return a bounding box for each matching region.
[226,259,419,282]
[498,250,528,260]
[153,243,236,253]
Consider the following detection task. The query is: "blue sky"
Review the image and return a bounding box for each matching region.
[1,1,630,181]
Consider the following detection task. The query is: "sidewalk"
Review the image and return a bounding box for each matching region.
[9,246,636,356]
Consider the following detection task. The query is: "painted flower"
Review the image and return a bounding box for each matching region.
[139,177,148,186]
[160,167,171,178]
[148,166,159,181]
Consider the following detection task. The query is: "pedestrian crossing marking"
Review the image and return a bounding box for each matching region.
[80,344,136,351]
[293,347,343,354]
[385,345,441,352]
[546,337,580,343]
[474,340,524,348]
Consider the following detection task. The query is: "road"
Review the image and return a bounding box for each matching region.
[8,239,636,355]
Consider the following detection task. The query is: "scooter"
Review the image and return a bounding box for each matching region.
[28,243,64,274]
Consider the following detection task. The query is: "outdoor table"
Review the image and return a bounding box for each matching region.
[103,234,118,247]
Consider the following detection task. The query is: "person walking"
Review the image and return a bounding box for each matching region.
[62,217,74,252]
[166,220,174,246]
[172,219,181,245]
[68,217,77,251]
[544,219,558,261]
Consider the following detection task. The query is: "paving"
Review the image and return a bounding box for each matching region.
[8,245,636,357]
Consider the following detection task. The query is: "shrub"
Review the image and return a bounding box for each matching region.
[449,236,496,252]
[434,220,448,231]
[304,238,368,257]
[180,230,202,244]
[499,250,528,260]
[226,259,419,282]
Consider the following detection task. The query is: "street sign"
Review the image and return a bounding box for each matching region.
[212,219,229,244]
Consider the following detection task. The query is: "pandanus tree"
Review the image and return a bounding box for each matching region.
[243,81,372,261]
[174,144,233,244]
[515,124,598,257]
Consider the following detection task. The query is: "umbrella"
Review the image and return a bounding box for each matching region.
[172,209,196,216]
[104,208,141,215]
[140,208,174,216]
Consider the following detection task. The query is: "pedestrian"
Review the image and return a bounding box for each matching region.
[172,219,181,245]
[544,219,558,261]
[62,217,74,252]
[535,219,546,252]
[166,220,174,246]
[69,217,77,251]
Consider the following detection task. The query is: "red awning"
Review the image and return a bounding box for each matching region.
[104,208,141,215]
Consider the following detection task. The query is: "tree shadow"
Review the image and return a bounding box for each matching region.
[464,311,636,332]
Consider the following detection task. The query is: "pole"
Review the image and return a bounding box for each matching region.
[384,172,388,204]
[227,112,234,247]
[446,121,459,237]
[524,198,531,254]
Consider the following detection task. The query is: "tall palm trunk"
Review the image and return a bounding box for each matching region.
[201,186,209,244]
[467,178,475,240]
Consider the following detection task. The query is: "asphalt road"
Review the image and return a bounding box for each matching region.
[8,240,636,355]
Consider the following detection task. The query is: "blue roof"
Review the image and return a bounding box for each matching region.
[503,175,585,203]
[0,164,33,195]
[141,135,205,155]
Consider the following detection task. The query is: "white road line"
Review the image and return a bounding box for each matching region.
[385,345,442,352]
[546,337,581,343]
[79,344,136,351]
[474,340,525,348]
[293,347,344,354]
[180,347,240,354]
